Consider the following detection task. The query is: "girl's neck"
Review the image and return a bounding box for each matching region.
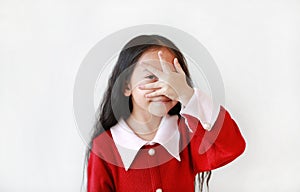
[125,112,162,141]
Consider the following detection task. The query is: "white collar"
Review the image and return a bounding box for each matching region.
[110,114,181,171]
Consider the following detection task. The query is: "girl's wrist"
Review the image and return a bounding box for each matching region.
[178,86,194,107]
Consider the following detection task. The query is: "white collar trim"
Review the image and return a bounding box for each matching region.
[111,115,181,171]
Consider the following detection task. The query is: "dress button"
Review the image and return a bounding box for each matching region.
[156,188,162,192]
[148,148,155,156]
[203,122,211,130]
[148,141,155,146]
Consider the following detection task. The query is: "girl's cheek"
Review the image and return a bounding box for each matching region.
[138,89,154,102]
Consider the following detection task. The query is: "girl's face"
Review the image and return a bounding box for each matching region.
[124,48,179,118]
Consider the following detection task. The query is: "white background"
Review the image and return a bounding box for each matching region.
[1,0,300,191]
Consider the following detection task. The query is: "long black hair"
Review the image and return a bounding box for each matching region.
[82,34,211,191]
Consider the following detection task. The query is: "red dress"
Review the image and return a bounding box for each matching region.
[87,106,246,192]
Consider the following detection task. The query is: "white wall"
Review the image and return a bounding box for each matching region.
[1,0,300,191]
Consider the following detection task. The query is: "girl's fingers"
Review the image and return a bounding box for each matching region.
[148,96,171,102]
[145,89,165,98]
[158,51,172,73]
[139,81,162,90]
[142,62,163,78]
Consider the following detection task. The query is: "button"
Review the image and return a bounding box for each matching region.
[148,141,155,146]
[156,188,162,192]
[148,148,155,156]
[203,122,211,130]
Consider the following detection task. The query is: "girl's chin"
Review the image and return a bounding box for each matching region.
[147,102,170,117]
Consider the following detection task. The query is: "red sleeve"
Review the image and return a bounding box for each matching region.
[184,106,246,173]
[87,149,115,192]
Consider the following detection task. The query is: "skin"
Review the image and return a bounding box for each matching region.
[123,47,194,141]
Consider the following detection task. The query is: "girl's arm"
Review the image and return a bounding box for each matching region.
[179,89,246,172]
[87,149,114,192]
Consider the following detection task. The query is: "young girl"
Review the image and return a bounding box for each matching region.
[84,35,246,192]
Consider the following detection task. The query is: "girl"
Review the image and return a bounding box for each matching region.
[84,35,246,192]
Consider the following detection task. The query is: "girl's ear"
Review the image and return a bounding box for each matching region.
[123,81,132,97]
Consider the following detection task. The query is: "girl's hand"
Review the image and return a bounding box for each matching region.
[139,51,194,106]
